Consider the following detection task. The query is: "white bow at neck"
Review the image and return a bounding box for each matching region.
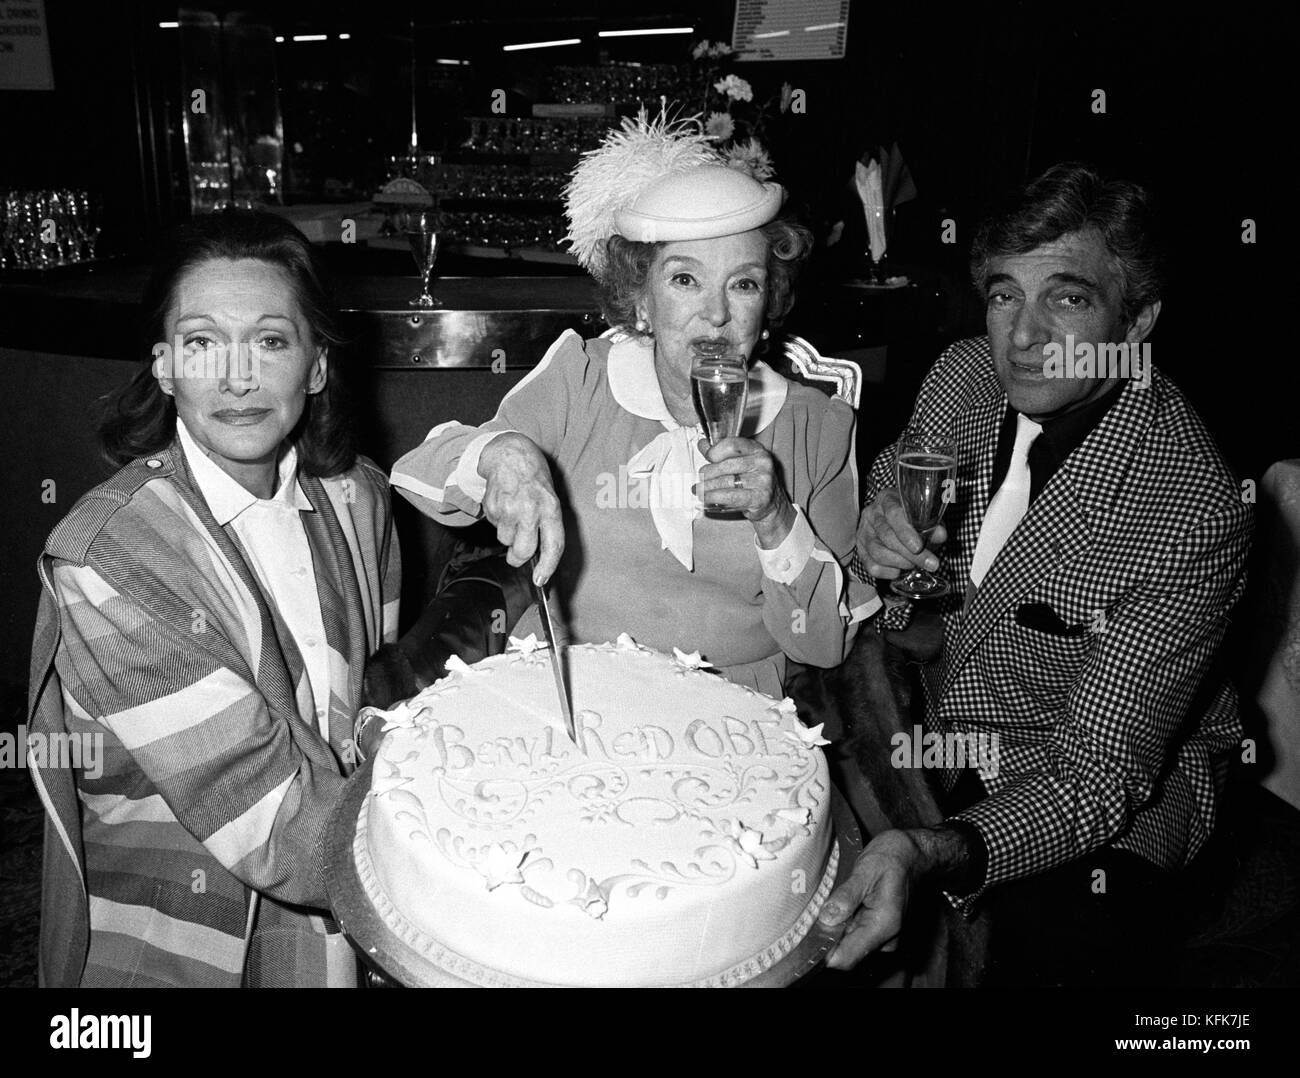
[605,332,788,570]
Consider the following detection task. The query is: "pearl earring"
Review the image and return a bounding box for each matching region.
[760,328,770,340]
[635,318,650,335]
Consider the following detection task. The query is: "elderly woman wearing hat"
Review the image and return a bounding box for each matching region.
[390,116,878,697]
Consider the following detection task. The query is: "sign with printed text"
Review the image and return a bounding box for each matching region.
[732,0,851,62]
[0,0,54,90]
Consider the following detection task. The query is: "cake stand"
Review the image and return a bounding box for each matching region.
[325,759,864,988]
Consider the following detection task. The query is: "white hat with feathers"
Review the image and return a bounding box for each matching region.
[563,107,784,282]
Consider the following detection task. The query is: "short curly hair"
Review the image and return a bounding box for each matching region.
[598,218,813,336]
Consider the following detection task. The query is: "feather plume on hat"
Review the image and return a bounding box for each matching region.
[563,108,721,281]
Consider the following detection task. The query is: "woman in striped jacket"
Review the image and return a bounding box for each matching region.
[28,212,400,987]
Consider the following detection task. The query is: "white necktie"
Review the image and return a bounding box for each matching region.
[968,413,1043,587]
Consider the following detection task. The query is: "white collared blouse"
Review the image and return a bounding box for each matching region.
[175,417,334,737]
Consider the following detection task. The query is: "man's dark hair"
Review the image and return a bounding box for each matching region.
[969,162,1165,322]
[99,210,355,477]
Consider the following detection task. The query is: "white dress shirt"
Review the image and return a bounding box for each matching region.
[175,418,332,736]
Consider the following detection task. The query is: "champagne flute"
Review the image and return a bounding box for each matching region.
[402,210,440,308]
[690,346,749,511]
[891,428,958,599]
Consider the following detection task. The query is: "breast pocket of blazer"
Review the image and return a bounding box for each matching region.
[1004,602,1100,688]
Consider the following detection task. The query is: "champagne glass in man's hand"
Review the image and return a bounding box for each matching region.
[690,346,748,510]
[890,428,957,599]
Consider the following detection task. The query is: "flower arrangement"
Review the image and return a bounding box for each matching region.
[691,39,735,61]
[690,39,794,184]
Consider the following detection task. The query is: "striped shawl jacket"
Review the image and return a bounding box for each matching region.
[855,337,1253,908]
[28,440,399,986]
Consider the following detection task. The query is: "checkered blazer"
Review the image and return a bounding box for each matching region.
[853,337,1253,908]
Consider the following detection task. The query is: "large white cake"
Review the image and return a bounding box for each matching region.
[355,634,837,987]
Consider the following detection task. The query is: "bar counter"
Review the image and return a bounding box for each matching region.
[0,266,603,365]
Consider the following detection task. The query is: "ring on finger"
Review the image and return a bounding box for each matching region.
[731,474,743,488]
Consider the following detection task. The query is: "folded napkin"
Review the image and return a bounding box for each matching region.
[854,158,888,264]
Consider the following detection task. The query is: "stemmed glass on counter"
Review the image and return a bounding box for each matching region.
[891,428,958,599]
[401,210,440,308]
[690,345,749,512]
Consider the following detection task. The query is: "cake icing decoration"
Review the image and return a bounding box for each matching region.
[372,759,413,797]
[784,722,831,749]
[507,633,547,656]
[671,647,714,673]
[566,872,611,919]
[477,843,533,890]
[445,654,476,676]
[728,820,777,868]
[768,698,799,720]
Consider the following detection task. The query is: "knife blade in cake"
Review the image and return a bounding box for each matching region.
[531,557,577,746]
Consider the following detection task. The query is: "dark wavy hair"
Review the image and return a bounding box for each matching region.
[99,210,355,476]
[598,217,813,338]
[969,162,1165,323]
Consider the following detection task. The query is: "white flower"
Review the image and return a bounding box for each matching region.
[714,74,753,102]
[363,704,411,732]
[507,633,546,657]
[768,698,799,721]
[724,138,774,182]
[672,647,714,672]
[729,820,776,868]
[783,722,832,749]
[477,844,531,891]
[444,654,474,675]
[692,39,711,60]
[569,876,610,919]
[705,111,735,140]
[802,723,832,747]
[709,42,735,58]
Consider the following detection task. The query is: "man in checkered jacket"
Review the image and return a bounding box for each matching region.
[817,163,1253,985]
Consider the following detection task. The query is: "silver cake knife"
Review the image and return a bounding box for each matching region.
[531,555,577,746]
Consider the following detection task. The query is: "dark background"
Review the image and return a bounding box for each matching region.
[0,0,1286,690]
[1,0,1284,477]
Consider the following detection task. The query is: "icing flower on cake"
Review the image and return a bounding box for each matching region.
[728,820,776,868]
[615,632,648,653]
[774,805,812,827]
[507,633,547,656]
[671,648,714,673]
[370,701,430,734]
[477,843,533,891]
[567,872,611,920]
[767,697,798,720]
[445,654,476,676]
[783,723,831,749]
